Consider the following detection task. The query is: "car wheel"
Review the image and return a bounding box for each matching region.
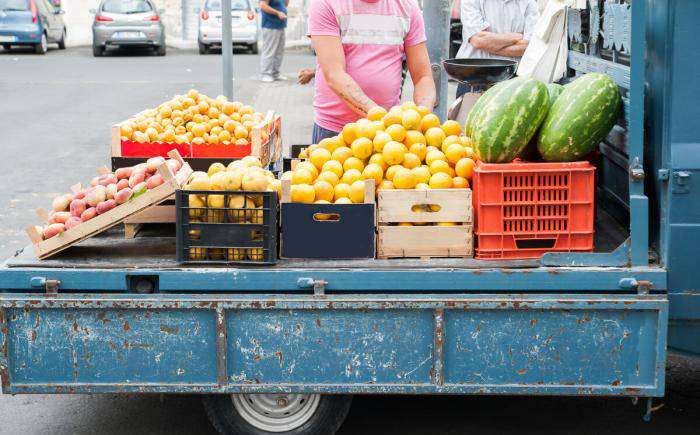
[35,33,48,54]
[155,44,166,56]
[92,44,104,57]
[249,42,258,54]
[202,394,352,435]
[2,44,10,51]
[198,41,209,55]
[58,28,66,49]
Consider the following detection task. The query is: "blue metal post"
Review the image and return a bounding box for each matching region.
[423,0,452,121]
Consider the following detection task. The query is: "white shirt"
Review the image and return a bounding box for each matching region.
[456,0,540,61]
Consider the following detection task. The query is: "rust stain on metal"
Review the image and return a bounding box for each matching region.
[530,319,537,326]
[72,320,78,333]
[611,379,621,386]
[315,318,321,327]
[123,321,130,332]
[30,330,37,342]
[275,351,283,367]
[576,315,591,325]
[516,369,526,375]
[159,325,179,335]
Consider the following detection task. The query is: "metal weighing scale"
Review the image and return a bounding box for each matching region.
[443,58,518,124]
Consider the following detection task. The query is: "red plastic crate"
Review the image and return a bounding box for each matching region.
[472,160,595,259]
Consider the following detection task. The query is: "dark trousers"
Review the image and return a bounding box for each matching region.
[456,83,486,99]
[312,123,340,144]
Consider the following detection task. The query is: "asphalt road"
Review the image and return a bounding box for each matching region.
[0,46,699,435]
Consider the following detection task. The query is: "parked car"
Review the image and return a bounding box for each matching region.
[0,0,66,54]
[90,0,166,57]
[198,0,259,55]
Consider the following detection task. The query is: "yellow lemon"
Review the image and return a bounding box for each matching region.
[398,222,413,227]
[429,160,451,175]
[429,172,453,189]
[373,131,392,153]
[321,160,344,178]
[445,143,467,165]
[296,161,319,180]
[409,142,428,161]
[341,168,362,185]
[393,168,418,189]
[378,180,395,190]
[343,156,365,172]
[291,184,316,203]
[372,120,385,132]
[412,166,432,184]
[309,147,332,171]
[385,123,407,142]
[208,162,226,176]
[362,163,384,186]
[464,146,474,159]
[298,149,309,159]
[401,101,418,111]
[452,176,470,189]
[436,222,457,227]
[369,153,388,171]
[425,127,446,148]
[455,157,476,179]
[335,197,353,204]
[350,180,367,203]
[367,106,388,121]
[333,183,351,201]
[317,171,340,186]
[403,130,426,148]
[291,168,314,185]
[313,180,335,202]
[341,122,358,145]
[426,149,447,166]
[385,165,403,182]
[419,113,440,132]
[356,118,377,139]
[416,105,431,118]
[441,135,462,153]
[281,170,293,181]
[351,137,374,159]
[382,141,407,165]
[402,152,421,169]
[383,109,403,127]
[441,120,462,137]
[460,135,473,147]
[331,146,353,164]
[319,136,342,152]
[401,109,421,131]
[426,145,440,154]
[415,182,430,190]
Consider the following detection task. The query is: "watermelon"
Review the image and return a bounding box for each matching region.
[537,73,621,162]
[545,83,564,108]
[517,83,566,161]
[465,77,549,163]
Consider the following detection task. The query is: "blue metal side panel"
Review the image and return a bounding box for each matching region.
[6,309,218,386]
[228,310,434,385]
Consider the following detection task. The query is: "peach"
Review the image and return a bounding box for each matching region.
[146,157,165,173]
[98,174,118,187]
[52,195,71,212]
[146,173,164,189]
[115,167,133,180]
[50,211,71,224]
[70,199,86,217]
[96,199,117,215]
[133,163,147,172]
[106,183,118,200]
[128,170,146,188]
[64,216,82,231]
[81,207,97,222]
[116,179,130,190]
[114,187,133,204]
[166,159,182,174]
[132,182,147,193]
[42,223,65,239]
[90,176,100,187]
[86,185,106,207]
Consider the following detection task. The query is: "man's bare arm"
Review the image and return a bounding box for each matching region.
[311,35,379,117]
[470,31,523,52]
[492,40,529,57]
[260,1,286,20]
[405,42,436,108]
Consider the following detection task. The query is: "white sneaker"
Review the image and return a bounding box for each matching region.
[261,75,274,83]
[274,75,288,81]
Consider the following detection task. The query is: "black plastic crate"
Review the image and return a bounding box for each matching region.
[176,190,278,264]
[281,203,375,259]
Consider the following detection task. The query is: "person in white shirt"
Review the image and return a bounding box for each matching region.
[456,0,540,97]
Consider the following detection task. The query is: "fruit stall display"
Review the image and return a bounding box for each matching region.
[111,89,282,167]
[27,151,193,259]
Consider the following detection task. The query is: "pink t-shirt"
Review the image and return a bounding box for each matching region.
[308,0,427,133]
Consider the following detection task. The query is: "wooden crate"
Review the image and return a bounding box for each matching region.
[26,150,193,259]
[376,189,473,259]
[111,110,283,166]
[123,200,175,239]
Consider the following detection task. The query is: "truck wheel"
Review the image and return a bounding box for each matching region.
[203,394,352,435]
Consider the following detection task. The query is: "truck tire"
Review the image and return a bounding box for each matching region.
[202,394,352,435]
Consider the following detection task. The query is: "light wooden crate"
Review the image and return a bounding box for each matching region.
[376,188,473,259]
[26,150,192,259]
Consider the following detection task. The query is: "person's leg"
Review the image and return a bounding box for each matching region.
[273,29,286,79]
[312,123,340,144]
[260,28,276,81]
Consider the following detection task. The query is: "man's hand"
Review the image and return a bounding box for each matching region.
[405,42,436,109]
[470,31,523,53]
[277,11,287,20]
[297,68,315,85]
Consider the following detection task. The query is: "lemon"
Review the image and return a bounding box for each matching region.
[333,183,351,201]
[208,162,226,176]
[292,168,314,185]
[385,165,403,182]
[317,171,340,186]
[436,222,458,227]
[313,180,335,202]
[412,166,431,184]
[378,180,395,190]
[341,122,358,145]
[425,127,446,148]
[367,106,388,121]
[296,161,319,180]
[419,113,440,133]
[441,135,462,153]
[382,141,407,166]
[291,184,315,203]
[429,160,451,175]
[393,168,418,189]
[401,109,421,130]
[415,182,430,190]
[319,136,342,152]
[335,197,353,204]
[464,146,474,159]
[331,146,353,164]
[321,160,344,178]
[445,143,467,164]
[383,110,402,128]
[441,120,462,137]
[429,172,453,189]
[385,124,407,142]
[402,153,421,169]
[350,180,367,203]
[409,142,428,161]
[356,119,377,139]
[455,158,476,179]
[373,131,392,153]
[369,153,388,171]
[452,176,470,188]
[351,137,374,159]
[425,149,447,166]
[341,168,362,185]
[403,130,426,147]
[343,157,365,173]
[362,163,384,185]
[310,148,332,171]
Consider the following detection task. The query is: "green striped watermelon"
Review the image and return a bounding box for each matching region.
[517,82,567,161]
[465,77,549,163]
[537,73,621,162]
[546,83,564,108]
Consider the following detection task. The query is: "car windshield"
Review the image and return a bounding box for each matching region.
[101,0,153,14]
[0,0,30,11]
[205,0,249,11]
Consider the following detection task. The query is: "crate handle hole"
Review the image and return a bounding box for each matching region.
[313,213,340,222]
[411,204,441,213]
[515,239,556,249]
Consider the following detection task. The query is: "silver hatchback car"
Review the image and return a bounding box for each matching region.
[91,0,165,57]
[198,0,258,55]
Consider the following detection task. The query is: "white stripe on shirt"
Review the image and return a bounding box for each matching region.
[338,14,410,45]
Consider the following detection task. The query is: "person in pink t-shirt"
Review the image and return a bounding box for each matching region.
[308,0,436,143]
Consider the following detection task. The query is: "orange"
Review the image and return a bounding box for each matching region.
[373,131,392,153]
[309,148,332,171]
[291,184,315,203]
[333,183,351,201]
[362,163,384,186]
[412,166,431,184]
[292,168,314,185]
[382,141,407,165]
[445,143,467,164]
[369,153,389,171]
[331,146,353,164]
[401,109,421,130]
[429,159,451,175]
[429,172,453,189]
[403,130,426,147]
[409,142,428,161]
[464,146,474,159]
[356,118,377,139]
[319,137,342,153]
[296,161,319,180]
[452,176,470,189]
[378,180,395,190]
[425,149,447,166]
[402,152,421,169]
[385,165,403,182]
[343,156,365,172]
[425,127,446,148]
[351,137,374,159]
[321,160,344,178]
[367,106,388,121]
[341,168,362,185]
[392,168,418,189]
[455,158,476,179]
[313,180,335,202]
[350,180,367,203]
[419,113,441,133]
[317,171,340,186]
[341,122,358,145]
[441,120,462,137]
[441,135,462,153]
[385,124,406,142]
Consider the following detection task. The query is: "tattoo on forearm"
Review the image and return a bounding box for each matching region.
[340,82,373,115]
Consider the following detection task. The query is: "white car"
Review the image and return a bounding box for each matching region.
[198,0,258,54]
